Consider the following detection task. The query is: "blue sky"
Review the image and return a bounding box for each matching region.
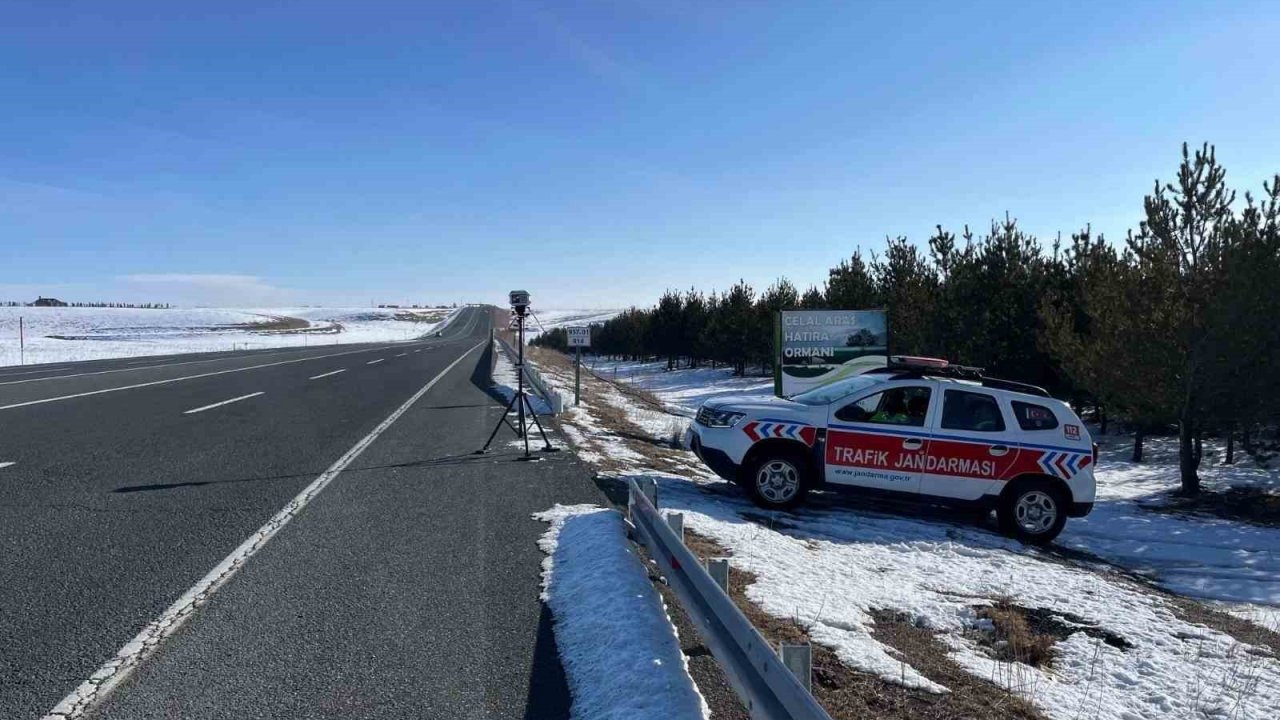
[3,1,1278,308]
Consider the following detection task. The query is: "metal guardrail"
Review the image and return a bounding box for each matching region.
[494,336,564,414]
[626,478,833,720]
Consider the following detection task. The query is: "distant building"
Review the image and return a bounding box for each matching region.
[32,296,68,307]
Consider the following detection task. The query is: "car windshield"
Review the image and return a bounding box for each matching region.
[789,375,882,406]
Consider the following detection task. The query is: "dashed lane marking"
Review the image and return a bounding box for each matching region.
[42,337,488,720]
[182,392,265,415]
[308,369,347,380]
[0,462,15,470]
[0,346,402,412]
[0,349,317,387]
[367,358,385,365]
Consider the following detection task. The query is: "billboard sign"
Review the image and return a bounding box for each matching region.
[567,326,591,348]
[777,310,888,396]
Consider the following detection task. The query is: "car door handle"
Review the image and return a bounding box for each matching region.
[989,445,1010,457]
[902,438,923,450]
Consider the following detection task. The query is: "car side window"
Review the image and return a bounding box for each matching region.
[835,387,931,427]
[940,389,1006,432]
[1011,401,1058,431]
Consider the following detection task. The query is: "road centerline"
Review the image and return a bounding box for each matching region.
[308,369,346,380]
[42,337,488,720]
[183,392,265,415]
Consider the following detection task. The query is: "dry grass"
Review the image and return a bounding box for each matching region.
[972,600,1062,668]
[683,532,1047,720]
[1158,486,1280,527]
[527,347,692,475]
[1129,578,1280,658]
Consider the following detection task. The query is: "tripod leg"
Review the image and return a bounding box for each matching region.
[478,390,523,453]
[522,394,559,452]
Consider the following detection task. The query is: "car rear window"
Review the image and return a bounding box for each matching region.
[1011,401,1059,431]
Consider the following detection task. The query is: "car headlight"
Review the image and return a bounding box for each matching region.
[703,409,745,428]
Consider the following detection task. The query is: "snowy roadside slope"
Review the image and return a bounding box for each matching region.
[649,473,1280,720]
[1065,435,1280,610]
[534,505,707,720]
[590,359,1280,614]
[0,306,457,366]
[585,359,772,415]
[534,355,1280,720]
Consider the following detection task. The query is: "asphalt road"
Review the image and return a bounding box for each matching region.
[1,306,603,719]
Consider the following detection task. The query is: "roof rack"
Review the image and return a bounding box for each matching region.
[866,357,1051,398]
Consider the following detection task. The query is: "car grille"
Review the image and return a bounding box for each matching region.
[695,406,715,426]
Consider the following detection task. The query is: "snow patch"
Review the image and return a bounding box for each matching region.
[533,504,707,720]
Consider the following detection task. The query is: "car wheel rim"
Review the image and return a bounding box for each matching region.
[1014,490,1058,534]
[756,460,799,503]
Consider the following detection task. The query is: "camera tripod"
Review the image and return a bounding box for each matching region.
[477,310,558,460]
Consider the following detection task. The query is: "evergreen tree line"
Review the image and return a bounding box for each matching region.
[532,144,1280,494]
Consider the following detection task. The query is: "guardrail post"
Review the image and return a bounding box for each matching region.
[639,478,658,508]
[781,644,813,693]
[666,512,684,542]
[706,558,729,592]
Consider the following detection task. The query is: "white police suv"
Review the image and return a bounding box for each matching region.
[688,358,1097,544]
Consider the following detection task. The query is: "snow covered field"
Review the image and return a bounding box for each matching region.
[533,354,1280,720]
[525,309,622,338]
[0,306,456,366]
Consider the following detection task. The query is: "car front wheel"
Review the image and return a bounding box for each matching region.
[743,453,809,510]
[998,479,1067,545]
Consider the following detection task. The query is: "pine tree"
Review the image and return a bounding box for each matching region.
[825,251,879,309]
[799,285,826,309]
[756,279,799,372]
[874,237,937,357]
[720,280,756,376]
[681,289,709,368]
[650,290,684,370]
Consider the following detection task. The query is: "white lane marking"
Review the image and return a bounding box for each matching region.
[308,369,347,380]
[182,392,265,415]
[0,347,318,387]
[413,349,422,353]
[0,462,15,470]
[0,346,398,412]
[43,338,488,720]
[395,353,407,357]
[367,358,385,365]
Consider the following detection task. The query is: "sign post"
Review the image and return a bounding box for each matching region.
[19,316,24,366]
[566,326,591,406]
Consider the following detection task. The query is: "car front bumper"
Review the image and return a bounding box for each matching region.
[1068,501,1094,518]
[691,433,741,482]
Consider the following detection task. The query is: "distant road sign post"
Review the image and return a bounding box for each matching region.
[567,326,591,406]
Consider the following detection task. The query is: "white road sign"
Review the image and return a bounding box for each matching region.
[567,326,591,347]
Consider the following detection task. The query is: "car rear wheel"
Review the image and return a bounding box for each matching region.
[743,453,809,510]
[998,479,1067,545]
